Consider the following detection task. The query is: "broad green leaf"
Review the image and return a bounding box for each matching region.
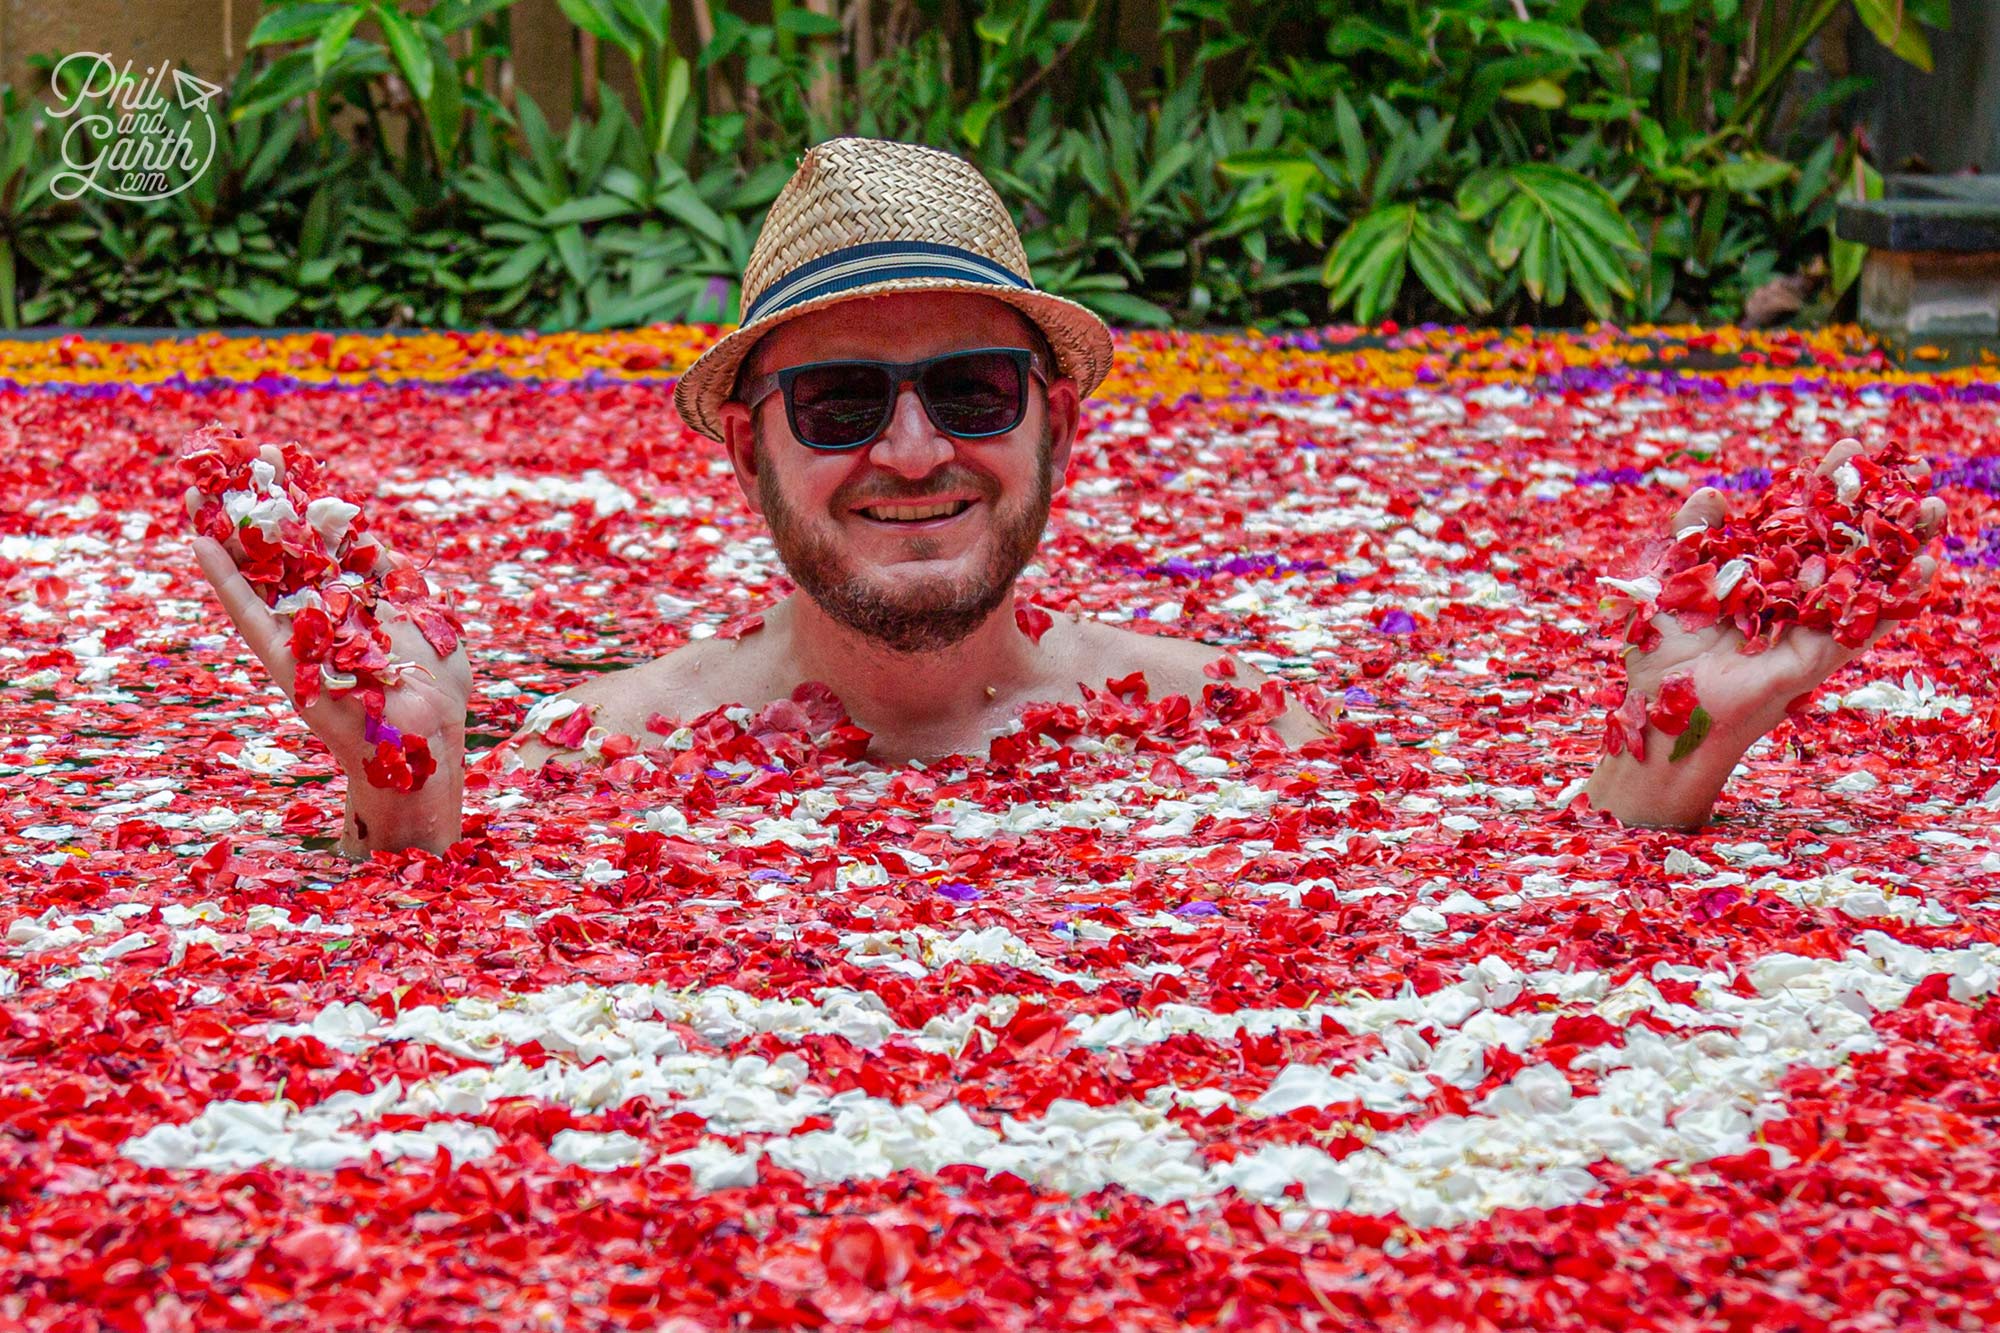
[974,11,1015,43]
[543,194,637,225]
[250,3,351,48]
[552,224,593,285]
[555,0,634,56]
[1333,91,1367,193]
[1853,0,1934,70]
[1456,169,1512,222]
[1134,140,1197,210]
[456,168,539,224]
[1495,19,1600,56]
[609,0,669,45]
[654,176,729,246]
[1716,156,1794,194]
[778,8,843,37]
[1829,157,1883,299]
[313,5,365,76]
[229,51,319,122]
[1078,289,1173,327]
[374,4,433,101]
[960,99,1002,148]
[474,241,552,289]
[1501,78,1566,109]
[1324,204,1414,324]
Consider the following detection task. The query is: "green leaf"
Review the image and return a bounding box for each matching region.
[653,172,729,246]
[1829,157,1883,299]
[249,3,351,48]
[1501,78,1566,109]
[1324,204,1414,325]
[1495,19,1601,56]
[456,167,539,224]
[555,0,633,54]
[1456,169,1511,222]
[374,4,434,101]
[313,5,365,75]
[778,8,843,36]
[543,194,637,225]
[216,280,298,324]
[474,240,552,289]
[974,11,1015,43]
[552,225,593,285]
[1332,91,1368,193]
[1715,156,1794,195]
[960,99,1003,149]
[1853,0,1934,70]
[1669,706,1713,763]
[229,51,319,122]
[1077,289,1172,327]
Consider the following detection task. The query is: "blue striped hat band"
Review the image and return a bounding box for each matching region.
[742,240,1034,326]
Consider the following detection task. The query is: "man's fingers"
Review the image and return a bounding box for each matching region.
[1817,436,1865,477]
[192,535,294,689]
[1916,496,1948,544]
[1671,487,1727,536]
[352,535,405,579]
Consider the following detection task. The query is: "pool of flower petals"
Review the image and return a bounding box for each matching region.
[4,323,2000,1331]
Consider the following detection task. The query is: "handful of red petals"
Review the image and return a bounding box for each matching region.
[179,424,464,792]
[1601,438,1936,656]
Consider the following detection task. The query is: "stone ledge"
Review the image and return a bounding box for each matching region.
[1836,199,2000,252]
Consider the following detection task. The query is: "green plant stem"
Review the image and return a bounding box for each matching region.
[984,0,1101,129]
[1731,0,1843,141]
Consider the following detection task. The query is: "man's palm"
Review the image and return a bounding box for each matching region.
[1627,438,1947,738]
[188,445,472,773]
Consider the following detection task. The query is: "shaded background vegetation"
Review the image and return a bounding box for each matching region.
[0,0,1963,332]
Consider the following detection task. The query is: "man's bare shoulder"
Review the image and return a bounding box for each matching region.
[493,636,752,773]
[1076,618,1330,743]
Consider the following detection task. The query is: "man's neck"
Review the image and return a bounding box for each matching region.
[767,589,1045,732]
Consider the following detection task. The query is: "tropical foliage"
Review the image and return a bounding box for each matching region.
[0,0,1951,330]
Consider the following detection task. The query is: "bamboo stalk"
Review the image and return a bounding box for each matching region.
[579,30,600,119]
[689,0,736,115]
[804,0,840,126]
[853,0,874,75]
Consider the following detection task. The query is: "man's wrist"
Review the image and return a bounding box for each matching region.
[1581,717,1755,831]
[336,751,465,858]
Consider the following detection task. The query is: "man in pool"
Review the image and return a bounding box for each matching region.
[190,137,1947,858]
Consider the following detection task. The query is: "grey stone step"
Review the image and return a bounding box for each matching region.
[1836,198,2000,252]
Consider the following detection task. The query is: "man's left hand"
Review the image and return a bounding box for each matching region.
[1584,436,1949,829]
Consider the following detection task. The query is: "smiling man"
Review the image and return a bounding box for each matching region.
[191,136,1946,858]
[502,285,1332,774]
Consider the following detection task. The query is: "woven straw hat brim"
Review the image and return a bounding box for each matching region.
[672,278,1115,443]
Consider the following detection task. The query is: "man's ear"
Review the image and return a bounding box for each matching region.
[1045,375,1083,486]
[717,400,766,518]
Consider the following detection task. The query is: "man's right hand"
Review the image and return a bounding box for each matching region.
[186,444,473,856]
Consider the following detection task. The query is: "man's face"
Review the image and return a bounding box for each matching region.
[717,292,1080,655]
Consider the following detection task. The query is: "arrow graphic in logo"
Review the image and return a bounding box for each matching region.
[172,68,222,111]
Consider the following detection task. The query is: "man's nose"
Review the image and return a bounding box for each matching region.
[865,382,954,476]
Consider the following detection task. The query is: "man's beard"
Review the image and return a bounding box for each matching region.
[755,425,1054,655]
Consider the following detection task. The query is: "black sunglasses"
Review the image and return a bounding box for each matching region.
[737,347,1048,451]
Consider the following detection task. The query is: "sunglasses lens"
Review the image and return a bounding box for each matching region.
[790,363,893,448]
[922,351,1025,437]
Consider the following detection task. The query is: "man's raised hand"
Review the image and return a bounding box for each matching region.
[1624,437,1947,741]
[1583,435,1947,828]
[184,436,473,854]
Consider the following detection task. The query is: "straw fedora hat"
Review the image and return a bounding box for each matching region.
[672,136,1115,443]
